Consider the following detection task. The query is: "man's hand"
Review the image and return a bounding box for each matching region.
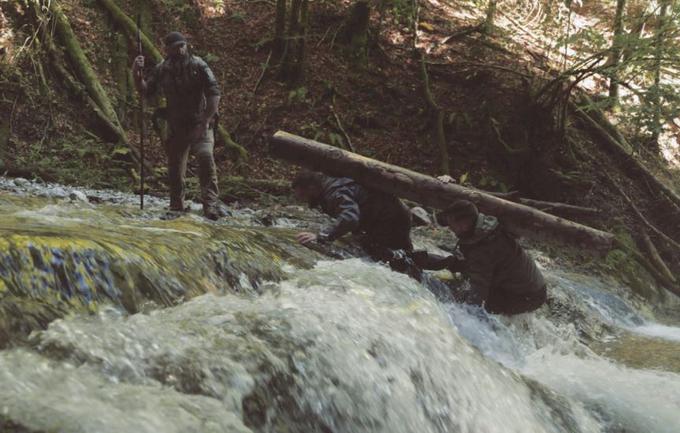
[297,232,318,245]
[132,55,146,94]
[190,120,209,142]
[133,55,144,76]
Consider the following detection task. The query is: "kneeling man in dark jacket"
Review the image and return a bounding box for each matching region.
[415,200,546,315]
[292,171,413,262]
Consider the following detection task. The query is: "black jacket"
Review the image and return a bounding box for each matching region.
[145,55,220,127]
[313,177,410,245]
[416,214,546,315]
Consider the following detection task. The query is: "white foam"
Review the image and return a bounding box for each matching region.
[630,323,680,343]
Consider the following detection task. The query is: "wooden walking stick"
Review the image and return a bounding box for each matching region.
[136,14,146,210]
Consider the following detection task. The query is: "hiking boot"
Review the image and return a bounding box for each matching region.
[161,210,184,220]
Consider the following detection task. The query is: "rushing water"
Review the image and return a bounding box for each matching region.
[1,178,679,433]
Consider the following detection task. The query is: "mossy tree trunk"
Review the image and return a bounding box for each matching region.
[50,1,120,127]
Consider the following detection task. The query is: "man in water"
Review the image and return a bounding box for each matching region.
[133,32,223,220]
[292,171,415,269]
[414,200,547,315]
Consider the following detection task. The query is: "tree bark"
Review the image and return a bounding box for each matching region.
[291,0,309,84]
[270,131,616,253]
[512,198,601,219]
[650,0,670,149]
[342,0,370,65]
[281,0,301,81]
[273,0,287,61]
[608,0,626,106]
[484,0,498,36]
[419,53,450,175]
[640,231,676,284]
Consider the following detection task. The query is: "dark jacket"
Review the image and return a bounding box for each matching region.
[416,213,546,315]
[145,55,220,127]
[313,177,412,251]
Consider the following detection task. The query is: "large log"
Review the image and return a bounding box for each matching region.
[270,131,616,253]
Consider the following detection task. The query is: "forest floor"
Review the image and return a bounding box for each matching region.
[1,0,679,301]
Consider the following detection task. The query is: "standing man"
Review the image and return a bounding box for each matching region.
[414,200,547,315]
[132,31,222,220]
[292,171,416,271]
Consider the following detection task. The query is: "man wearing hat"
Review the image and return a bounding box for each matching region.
[413,200,547,315]
[132,32,222,220]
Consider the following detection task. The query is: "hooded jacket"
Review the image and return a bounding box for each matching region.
[416,213,546,314]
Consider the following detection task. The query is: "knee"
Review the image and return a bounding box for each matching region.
[194,148,213,161]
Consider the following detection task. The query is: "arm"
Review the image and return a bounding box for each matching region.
[412,251,462,271]
[198,58,221,126]
[319,189,361,242]
[461,249,494,306]
[132,56,159,98]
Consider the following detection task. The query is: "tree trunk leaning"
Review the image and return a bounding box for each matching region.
[97,0,163,63]
[640,231,676,284]
[270,131,615,253]
[51,2,121,126]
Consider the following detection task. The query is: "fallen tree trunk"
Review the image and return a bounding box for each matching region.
[480,189,600,219]
[270,131,615,253]
[513,198,600,219]
[640,231,676,284]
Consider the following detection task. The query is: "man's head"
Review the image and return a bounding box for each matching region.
[436,200,479,237]
[292,171,326,205]
[163,32,188,60]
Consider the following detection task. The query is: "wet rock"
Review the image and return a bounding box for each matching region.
[68,190,88,202]
[42,187,68,199]
[13,177,29,187]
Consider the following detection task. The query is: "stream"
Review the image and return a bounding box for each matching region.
[0,177,679,433]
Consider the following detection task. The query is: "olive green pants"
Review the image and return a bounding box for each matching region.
[166,124,219,212]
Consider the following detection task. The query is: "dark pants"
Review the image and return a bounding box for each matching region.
[166,123,219,212]
[485,285,547,315]
[359,199,413,261]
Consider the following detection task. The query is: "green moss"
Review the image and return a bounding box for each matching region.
[0,194,323,347]
[603,230,658,300]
